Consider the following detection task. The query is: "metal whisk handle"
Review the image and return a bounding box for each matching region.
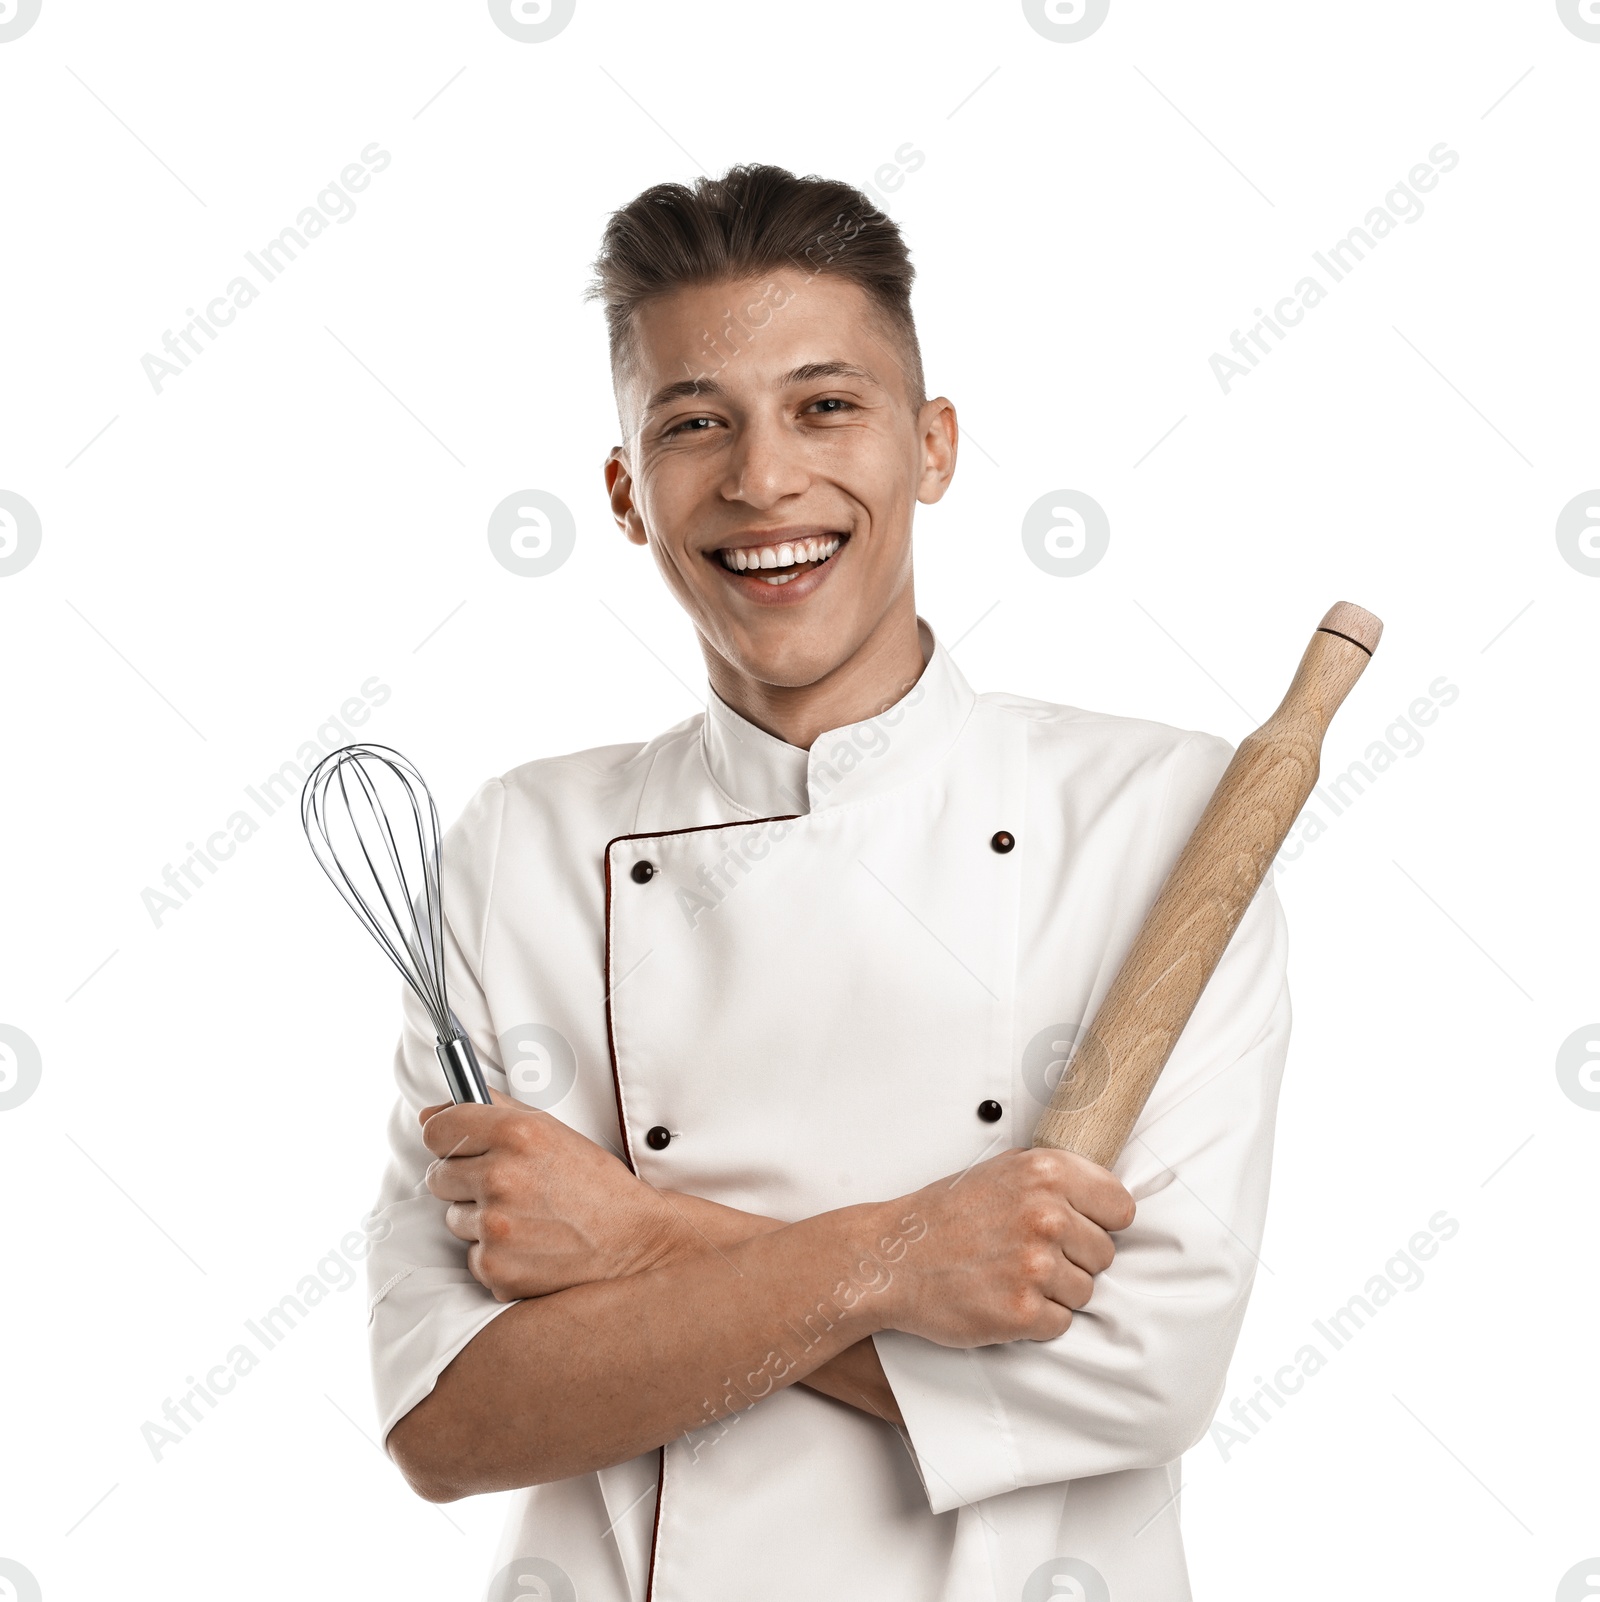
[437,1033,493,1106]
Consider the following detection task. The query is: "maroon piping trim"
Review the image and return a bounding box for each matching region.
[644,1444,666,1600]
[599,813,798,1602]
[598,840,636,1175]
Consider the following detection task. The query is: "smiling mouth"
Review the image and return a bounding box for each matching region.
[713,533,847,586]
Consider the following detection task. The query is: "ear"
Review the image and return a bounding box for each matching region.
[604,447,649,546]
[915,397,959,506]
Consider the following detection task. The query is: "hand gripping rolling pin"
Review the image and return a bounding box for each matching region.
[1031,602,1382,1167]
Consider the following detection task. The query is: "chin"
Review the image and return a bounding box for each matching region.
[721,613,864,692]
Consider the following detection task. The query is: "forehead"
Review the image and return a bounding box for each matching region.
[624,268,908,413]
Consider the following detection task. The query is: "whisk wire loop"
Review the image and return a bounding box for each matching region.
[300,743,490,1104]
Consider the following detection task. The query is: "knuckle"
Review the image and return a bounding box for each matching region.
[1031,1243,1069,1281]
[480,1208,513,1245]
[517,1107,556,1148]
[1004,1288,1037,1331]
[1017,1245,1055,1285]
[473,1246,510,1301]
[1020,1148,1059,1184]
[1055,1149,1092,1184]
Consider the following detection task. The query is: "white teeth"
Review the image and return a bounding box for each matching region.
[718,535,843,573]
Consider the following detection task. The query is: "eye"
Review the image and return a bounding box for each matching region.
[807,397,856,416]
[663,415,721,438]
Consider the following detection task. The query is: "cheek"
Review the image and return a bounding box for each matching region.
[819,438,911,521]
[633,469,703,575]
[645,529,702,605]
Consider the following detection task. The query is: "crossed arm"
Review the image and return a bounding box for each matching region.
[385,1094,1135,1503]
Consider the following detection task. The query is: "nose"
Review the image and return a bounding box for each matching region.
[720,408,810,510]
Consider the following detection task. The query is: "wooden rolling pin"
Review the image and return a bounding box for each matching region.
[1032,601,1382,1165]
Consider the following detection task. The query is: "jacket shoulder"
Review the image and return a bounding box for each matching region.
[453,716,706,849]
[433,723,701,959]
[980,687,1234,778]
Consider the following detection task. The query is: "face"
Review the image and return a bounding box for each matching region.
[604,268,957,693]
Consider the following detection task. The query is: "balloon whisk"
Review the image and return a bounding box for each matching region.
[300,744,490,1105]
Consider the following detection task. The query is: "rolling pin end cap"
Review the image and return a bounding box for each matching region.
[1319,601,1383,654]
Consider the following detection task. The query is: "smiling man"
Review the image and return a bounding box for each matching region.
[366,163,1292,1602]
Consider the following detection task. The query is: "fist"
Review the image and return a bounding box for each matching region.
[879,1147,1135,1348]
[420,1092,687,1301]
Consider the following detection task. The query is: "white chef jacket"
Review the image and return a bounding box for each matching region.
[366,616,1292,1602]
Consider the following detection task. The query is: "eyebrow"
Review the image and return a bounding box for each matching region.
[645,361,883,415]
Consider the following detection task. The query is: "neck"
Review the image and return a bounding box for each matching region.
[702,596,926,751]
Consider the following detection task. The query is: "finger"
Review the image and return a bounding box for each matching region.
[420,1088,512,1124]
[1041,1255,1097,1315]
[421,1082,528,1138]
[424,1154,490,1203]
[443,1200,482,1244]
[1065,1160,1138,1233]
[1055,1212,1117,1276]
[465,1241,514,1302]
[1023,1299,1075,1342]
[1020,1148,1130,1234]
[421,1104,508,1161]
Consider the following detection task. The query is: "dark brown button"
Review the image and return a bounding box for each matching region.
[631,860,656,883]
[977,1100,1003,1123]
[990,831,1015,854]
[646,1125,671,1150]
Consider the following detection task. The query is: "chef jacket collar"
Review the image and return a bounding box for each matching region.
[699,616,977,817]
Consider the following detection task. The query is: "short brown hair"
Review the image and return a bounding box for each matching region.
[585,162,926,413]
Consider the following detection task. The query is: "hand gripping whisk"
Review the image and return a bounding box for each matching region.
[300,744,492,1105]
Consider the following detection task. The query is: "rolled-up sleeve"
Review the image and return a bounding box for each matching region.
[363,777,518,1446]
[873,827,1292,1513]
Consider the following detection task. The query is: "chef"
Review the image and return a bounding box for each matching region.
[364,162,1291,1602]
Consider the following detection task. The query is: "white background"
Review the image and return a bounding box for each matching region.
[1,1,1596,1598]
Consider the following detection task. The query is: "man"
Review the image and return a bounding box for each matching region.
[367,163,1291,1601]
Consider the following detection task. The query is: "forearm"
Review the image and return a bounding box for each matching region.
[660,1190,904,1425]
[402,1117,1124,1497]
[389,1199,899,1500]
